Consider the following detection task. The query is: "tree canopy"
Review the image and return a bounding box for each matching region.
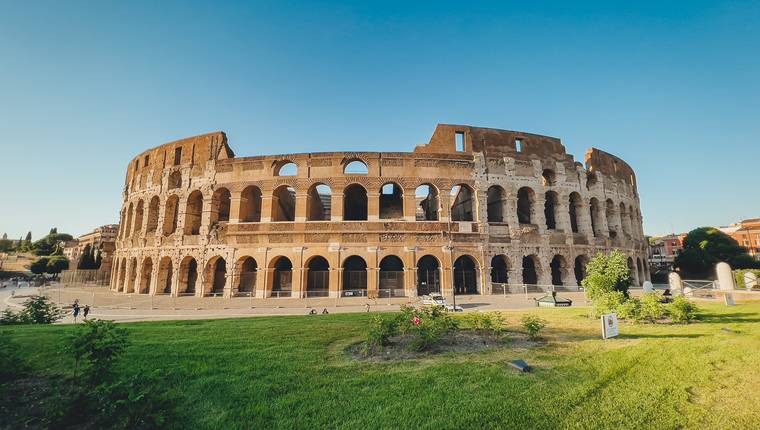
[675,227,760,277]
[581,250,633,299]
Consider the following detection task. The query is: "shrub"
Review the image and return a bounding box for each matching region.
[68,319,129,383]
[639,293,666,323]
[396,305,458,352]
[521,314,547,340]
[668,296,699,324]
[92,370,176,430]
[0,295,64,325]
[581,250,633,300]
[463,311,507,336]
[590,290,626,319]
[364,314,398,355]
[615,296,642,322]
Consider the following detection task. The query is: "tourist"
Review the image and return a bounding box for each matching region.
[309,309,317,315]
[72,301,80,323]
[83,304,90,319]
[365,303,370,313]
[322,308,329,315]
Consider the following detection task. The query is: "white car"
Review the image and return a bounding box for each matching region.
[420,294,464,312]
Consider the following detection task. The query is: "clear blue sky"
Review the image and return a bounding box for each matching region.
[1,0,758,240]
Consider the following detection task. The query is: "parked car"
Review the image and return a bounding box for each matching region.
[420,293,463,312]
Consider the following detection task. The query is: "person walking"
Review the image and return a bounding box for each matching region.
[72,302,80,323]
[83,304,90,319]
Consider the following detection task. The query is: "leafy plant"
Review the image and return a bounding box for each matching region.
[668,296,699,324]
[0,295,65,325]
[639,293,666,323]
[590,290,626,319]
[68,319,129,383]
[464,311,507,336]
[364,314,398,355]
[581,250,633,299]
[521,314,547,340]
[396,305,458,352]
[615,296,642,322]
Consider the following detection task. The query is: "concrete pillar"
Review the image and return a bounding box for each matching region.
[716,262,735,291]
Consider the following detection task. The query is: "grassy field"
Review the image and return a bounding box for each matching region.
[4,302,760,429]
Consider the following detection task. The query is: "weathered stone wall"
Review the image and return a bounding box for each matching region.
[111,124,649,299]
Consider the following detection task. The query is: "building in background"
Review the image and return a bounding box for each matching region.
[62,224,119,275]
[720,219,760,260]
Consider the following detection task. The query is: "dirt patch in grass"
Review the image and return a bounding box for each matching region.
[348,330,541,361]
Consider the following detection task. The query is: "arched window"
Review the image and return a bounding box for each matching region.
[544,191,558,230]
[204,257,227,296]
[569,192,583,233]
[237,257,257,294]
[184,191,203,235]
[168,171,182,189]
[146,196,160,233]
[344,160,368,174]
[162,195,179,236]
[517,187,534,224]
[270,256,293,295]
[542,169,556,186]
[574,255,588,285]
[453,255,478,295]
[133,200,144,237]
[487,186,505,223]
[379,183,403,220]
[139,257,153,294]
[179,256,198,295]
[342,256,367,296]
[306,256,330,297]
[415,184,439,221]
[239,186,262,222]
[550,255,567,286]
[272,185,296,222]
[379,256,405,297]
[211,188,231,224]
[416,255,440,296]
[490,255,509,284]
[307,184,332,221]
[522,255,539,285]
[158,256,173,294]
[343,184,368,221]
[450,184,474,222]
[275,161,298,177]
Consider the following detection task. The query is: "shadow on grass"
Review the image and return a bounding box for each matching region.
[460,303,490,309]
[696,312,760,324]
[618,333,705,339]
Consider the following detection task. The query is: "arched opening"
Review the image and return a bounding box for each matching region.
[210,188,231,225]
[550,255,567,286]
[168,170,182,189]
[306,184,332,221]
[275,161,297,176]
[453,255,478,295]
[490,255,509,284]
[544,191,558,230]
[204,257,227,296]
[239,186,262,222]
[179,257,198,295]
[146,196,160,234]
[627,257,635,283]
[162,195,179,236]
[237,257,257,294]
[542,169,556,186]
[139,258,153,294]
[620,202,631,236]
[127,257,137,293]
[272,185,296,222]
[270,257,293,296]
[487,185,506,223]
[379,255,405,297]
[305,256,330,297]
[118,209,126,239]
[344,160,368,174]
[637,258,644,286]
[416,255,440,296]
[342,256,367,296]
[450,185,475,222]
[184,191,203,235]
[124,203,134,238]
[629,205,637,237]
[589,198,601,237]
[133,200,144,236]
[517,187,534,224]
[574,255,588,285]
[522,255,539,285]
[586,171,597,190]
[117,259,127,292]
[343,184,368,221]
[415,184,439,221]
[569,192,582,233]
[379,182,403,220]
[606,199,617,238]
[157,256,173,294]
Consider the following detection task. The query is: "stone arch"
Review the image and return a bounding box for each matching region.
[343,184,368,221]
[542,169,556,186]
[210,187,231,225]
[415,184,439,221]
[118,208,126,238]
[416,254,441,296]
[522,254,540,285]
[168,170,182,189]
[272,185,296,222]
[125,202,134,238]
[239,185,262,222]
[490,254,509,284]
[157,256,173,294]
[307,183,332,221]
[342,255,367,295]
[620,202,631,235]
[146,196,160,234]
[636,258,644,286]
[379,182,404,220]
[127,257,138,293]
[450,184,475,222]
[605,199,618,237]
[269,256,293,295]
[117,258,127,292]
[184,190,203,235]
[574,254,589,286]
[133,200,144,237]
[569,192,583,233]
[274,160,298,176]
[305,255,330,297]
[204,256,227,296]
[517,187,535,224]
[487,185,506,223]
[550,255,569,286]
[236,256,257,294]
[178,256,198,295]
[629,205,637,237]
[139,257,153,294]
[162,195,180,236]
[453,255,479,295]
[627,256,636,284]
[589,198,601,237]
[544,191,559,230]
[344,159,368,174]
[379,255,404,296]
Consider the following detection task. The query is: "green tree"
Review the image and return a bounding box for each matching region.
[46,256,69,274]
[78,245,94,269]
[675,227,760,278]
[25,231,32,242]
[68,319,129,382]
[0,239,14,253]
[31,232,74,256]
[581,250,633,299]
[49,227,58,235]
[30,257,50,274]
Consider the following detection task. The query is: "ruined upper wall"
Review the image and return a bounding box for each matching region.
[584,148,637,190]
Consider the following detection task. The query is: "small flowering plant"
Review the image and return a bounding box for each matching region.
[396,304,459,351]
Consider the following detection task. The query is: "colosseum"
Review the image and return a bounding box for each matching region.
[110,124,649,300]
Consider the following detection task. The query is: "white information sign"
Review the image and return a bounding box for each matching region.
[601,313,619,339]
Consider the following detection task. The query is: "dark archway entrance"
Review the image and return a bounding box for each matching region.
[271,257,293,297]
[453,255,478,295]
[379,255,405,297]
[342,256,367,296]
[306,256,330,297]
[522,255,538,285]
[416,255,440,296]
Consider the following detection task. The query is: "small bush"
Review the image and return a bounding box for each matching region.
[668,296,699,324]
[92,370,176,430]
[396,305,458,352]
[0,295,64,325]
[68,319,129,383]
[639,293,666,323]
[463,312,507,336]
[364,314,398,355]
[591,291,626,318]
[616,297,642,322]
[521,314,547,340]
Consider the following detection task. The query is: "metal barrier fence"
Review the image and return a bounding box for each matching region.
[59,269,111,286]
[489,283,583,296]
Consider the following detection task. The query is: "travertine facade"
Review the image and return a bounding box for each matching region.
[110,124,649,299]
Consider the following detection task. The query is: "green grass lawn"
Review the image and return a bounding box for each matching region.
[4,302,760,430]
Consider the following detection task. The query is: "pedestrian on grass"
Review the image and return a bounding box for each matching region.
[322,308,329,315]
[83,304,90,319]
[72,302,80,323]
[365,303,370,313]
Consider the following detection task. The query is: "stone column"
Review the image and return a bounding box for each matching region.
[170,264,180,297]
[331,193,344,221]
[503,189,519,228]
[149,261,160,295]
[716,262,735,291]
[367,192,380,221]
[255,268,267,298]
[578,197,594,240]
[405,267,416,297]
[537,256,552,286]
[330,268,343,298]
[367,267,379,298]
[229,196,242,223]
[294,192,308,223]
[555,195,572,234]
[508,267,522,289]
[291,267,304,298]
[403,190,417,222]
[668,272,683,295]
[260,195,273,223]
[534,193,547,234]
[200,197,213,236]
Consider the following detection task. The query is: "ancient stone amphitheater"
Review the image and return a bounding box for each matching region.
[111,124,649,299]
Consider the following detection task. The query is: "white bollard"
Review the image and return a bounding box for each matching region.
[643,281,654,294]
[668,272,683,296]
[716,262,735,291]
[743,272,757,291]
